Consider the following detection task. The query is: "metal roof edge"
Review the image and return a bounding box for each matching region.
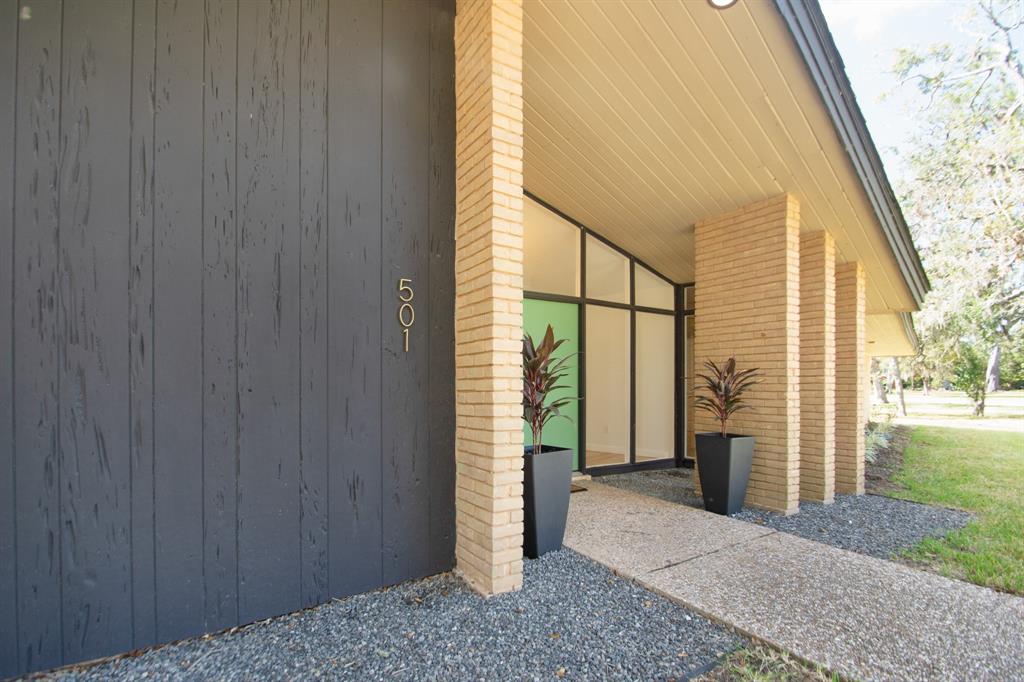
[899,311,921,353]
[772,0,931,307]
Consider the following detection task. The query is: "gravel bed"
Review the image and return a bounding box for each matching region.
[596,469,705,509]
[598,468,971,560]
[733,496,971,560]
[39,550,741,682]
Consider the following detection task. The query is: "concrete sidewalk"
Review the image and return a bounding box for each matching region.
[565,482,1024,682]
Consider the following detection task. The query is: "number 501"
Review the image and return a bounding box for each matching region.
[398,278,415,352]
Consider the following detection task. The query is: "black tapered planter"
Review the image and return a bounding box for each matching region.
[523,446,573,559]
[695,433,754,516]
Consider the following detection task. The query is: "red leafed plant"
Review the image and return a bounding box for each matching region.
[522,325,576,452]
[694,357,762,438]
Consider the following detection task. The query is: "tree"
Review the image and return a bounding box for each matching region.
[953,343,988,416]
[891,358,908,417]
[1001,340,1024,387]
[986,344,1002,391]
[906,353,935,394]
[871,358,889,404]
[893,0,1024,396]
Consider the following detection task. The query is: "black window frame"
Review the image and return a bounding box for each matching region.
[679,285,695,466]
[522,190,690,476]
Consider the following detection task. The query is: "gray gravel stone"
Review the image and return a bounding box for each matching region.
[732,494,971,560]
[37,550,741,682]
[598,468,971,560]
[597,469,705,510]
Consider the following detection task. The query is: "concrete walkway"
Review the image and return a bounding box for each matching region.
[565,482,1024,682]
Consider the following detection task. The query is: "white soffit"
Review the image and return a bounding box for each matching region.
[523,0,916,314]
[868,313,917,357]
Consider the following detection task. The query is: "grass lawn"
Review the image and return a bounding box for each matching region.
[873,388,1024,432]
[878,390,1024,595]
[696,645,837,682]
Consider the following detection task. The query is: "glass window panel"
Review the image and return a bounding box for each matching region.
[684,379,694,460]
[636,313,674,462]
[585,235,629,304]
[683,285,695,311]
[523,198,580,296]
[684,315,695,378]
[635,265,674,310]
[684,315,695,459]
[585,305,630,467]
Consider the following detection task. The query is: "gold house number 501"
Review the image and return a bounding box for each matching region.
[398,278,415,352]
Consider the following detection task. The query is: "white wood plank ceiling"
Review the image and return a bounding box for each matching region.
[523,0,916,317]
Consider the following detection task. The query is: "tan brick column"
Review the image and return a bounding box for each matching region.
[835,261,866,495]
[799,231,836,504]
[453,0,525,595]
[694,194,800,515]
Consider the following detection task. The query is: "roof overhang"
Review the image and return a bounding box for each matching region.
[868,312,920,357]
[773,0,929,307]
[522,0,929,351]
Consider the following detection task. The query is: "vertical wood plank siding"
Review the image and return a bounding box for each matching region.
[428,0,458,577]
[298,0,330,611]
[381,0,431,586]
[13,0,63,671]
[327,0,383,598]
[58,1,135,663]
[202,0,240,632]
[0,0,456,676]
[128,0,158,649]
[235,0,303,625]
[0,0,16,672]
[153,0,205,644]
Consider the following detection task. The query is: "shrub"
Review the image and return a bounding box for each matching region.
[952,343,987,416]
[694,357,762,437]
[864,420,893,465]
[522,325,576,451]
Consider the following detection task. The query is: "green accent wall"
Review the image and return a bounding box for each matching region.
[523,299,580,469]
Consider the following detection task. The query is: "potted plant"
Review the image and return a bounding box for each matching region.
[521,325,576,559]
[694,357,762,516]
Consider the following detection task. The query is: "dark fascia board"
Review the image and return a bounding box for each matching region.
[900,311,921,352]
[773,0,930,307]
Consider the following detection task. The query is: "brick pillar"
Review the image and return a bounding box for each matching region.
[799,231,836,504]
[835,261,866,495]
[865,352,874,427]
[453,0,525,595]
[694,194,800,515]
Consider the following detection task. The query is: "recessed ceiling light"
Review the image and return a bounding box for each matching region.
[708,0,739,8]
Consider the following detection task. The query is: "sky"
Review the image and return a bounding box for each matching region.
[818,0,974,184]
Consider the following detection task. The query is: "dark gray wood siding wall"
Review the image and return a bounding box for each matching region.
[0,0,456,676]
